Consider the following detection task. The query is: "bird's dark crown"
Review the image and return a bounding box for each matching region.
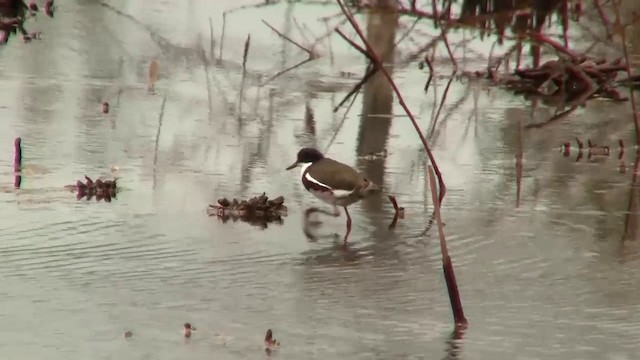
[296,148,324,164]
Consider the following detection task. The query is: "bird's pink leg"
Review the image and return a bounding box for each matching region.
[343,206,352,242]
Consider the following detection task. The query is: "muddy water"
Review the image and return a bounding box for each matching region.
[1,1,640,359]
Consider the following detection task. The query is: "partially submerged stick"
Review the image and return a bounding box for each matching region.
[238,34,251,118]
[428,165,467,330]
[14,137,22,189]
[515,117,523,207]
[153,95,168,189]
[148,59,159,93]
[14,137,22,173]
[387,195,404,229]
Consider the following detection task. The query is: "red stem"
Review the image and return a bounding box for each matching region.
[336,0,447,204]
[428,165,467,329]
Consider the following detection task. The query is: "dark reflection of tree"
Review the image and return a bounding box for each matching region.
[356,0,398,234]
[72,2,123,170]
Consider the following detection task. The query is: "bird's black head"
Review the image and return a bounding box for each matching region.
[286,148,324,170]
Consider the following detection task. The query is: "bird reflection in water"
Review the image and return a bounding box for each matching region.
[302,206,343,243]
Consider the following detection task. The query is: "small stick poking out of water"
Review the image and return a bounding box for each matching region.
[183,323,195,338]
[14,137,22,173]
[242,34,250,72]
[14,137,22,189]
[264,329,279,353]
[209,16,215,60]
[45,0,54,17]
[148,59,159,93]
[219,12,226,61]
[428,165,468,330]
[237,34,251,117]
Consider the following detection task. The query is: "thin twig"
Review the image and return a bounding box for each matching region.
[262,19,315,57]
[153,94,168,189]
[336,0,447,204]
[595,0,613,40]
[428,73,455,140]
[428,165,467,330]
[325,85,361,153]
[219,12,226,61]
[333,63,377,112]
[335,28,374,62]
[261,57,316,86]
[238,34,251,119]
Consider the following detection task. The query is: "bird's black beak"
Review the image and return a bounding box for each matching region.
[286,161,298,171]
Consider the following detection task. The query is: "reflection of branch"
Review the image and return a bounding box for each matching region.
[336,0,447,204]
[261,57,315,86]
[611,1,640,145]
[515,118,523,207]
[623,149,640,242]
[442,328,465,360]
[428,73,455,140]
[333,63,376,112]
[262,19,317,58]
[324,85,360,153]
[524,105,578,129]
[153,95,168,189]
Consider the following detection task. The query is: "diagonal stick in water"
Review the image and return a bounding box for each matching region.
[428,165,467,330]
[238,34,251,119]
[336,0,447,204]
[219,12,226,61]
[153,94,168,189]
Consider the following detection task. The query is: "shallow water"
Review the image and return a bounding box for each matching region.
[1,1,640,359]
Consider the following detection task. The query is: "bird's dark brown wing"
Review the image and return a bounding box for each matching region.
[308,158,369,191]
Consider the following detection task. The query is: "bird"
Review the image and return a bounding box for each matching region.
[286,147,380,241]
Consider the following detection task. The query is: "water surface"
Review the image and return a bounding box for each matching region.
[1,1,640,359]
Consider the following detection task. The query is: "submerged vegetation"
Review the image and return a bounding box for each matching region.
[0,0,54,43]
